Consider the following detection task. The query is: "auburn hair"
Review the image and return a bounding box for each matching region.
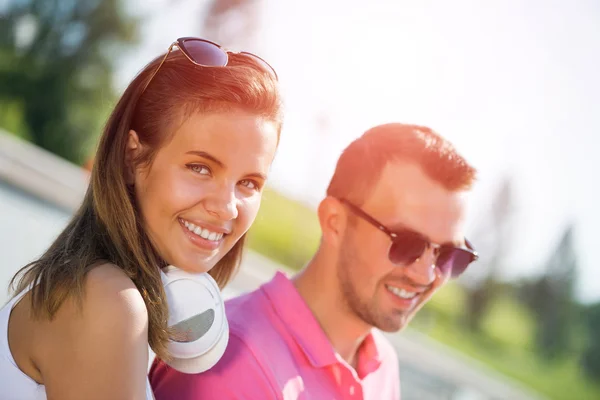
[327,123,476,204]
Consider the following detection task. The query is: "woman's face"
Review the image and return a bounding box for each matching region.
[128,109,279,274]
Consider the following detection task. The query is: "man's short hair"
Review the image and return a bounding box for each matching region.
[326,123,477,204]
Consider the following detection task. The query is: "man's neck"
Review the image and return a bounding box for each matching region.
[292,249,371,368]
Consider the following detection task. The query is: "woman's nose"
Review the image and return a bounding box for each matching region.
[204,185,238,221]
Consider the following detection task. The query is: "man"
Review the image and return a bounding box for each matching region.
[150,123,479,399]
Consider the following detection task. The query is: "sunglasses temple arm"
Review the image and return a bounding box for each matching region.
[140,42,177,95]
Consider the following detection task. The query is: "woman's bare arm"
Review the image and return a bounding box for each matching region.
[35,264,150,400]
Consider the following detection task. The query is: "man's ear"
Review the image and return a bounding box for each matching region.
[125,129,142,185]
[317,196,347,248]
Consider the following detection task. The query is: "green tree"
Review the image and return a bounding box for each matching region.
[581,301,600,381]
[0,0,139,164]
[463,177,515,332]
[520,225,578,360]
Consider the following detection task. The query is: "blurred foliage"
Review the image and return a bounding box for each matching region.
[581,301,600,381]
[519,225,578,360]
[414,284,600,400]
[464,177,515,332]
[415,296,600,400]
[0,0,139,164]
[247,187,320,269]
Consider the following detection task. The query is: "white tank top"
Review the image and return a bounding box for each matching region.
[0,287,155,400]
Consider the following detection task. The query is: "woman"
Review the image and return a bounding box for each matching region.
[0,37,282,399]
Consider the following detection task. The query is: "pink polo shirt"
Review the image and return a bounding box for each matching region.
[149,271,400,400]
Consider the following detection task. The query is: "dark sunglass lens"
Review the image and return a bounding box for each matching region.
[388,232,427,265]
[435,249,454,276]
[183,39,228,67]
[453,251,476,277]
[438,249,474,278]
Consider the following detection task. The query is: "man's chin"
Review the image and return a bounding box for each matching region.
[376,311,415,333]
[375,314,411,333]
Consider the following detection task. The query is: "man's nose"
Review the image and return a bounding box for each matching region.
[402,247,437,286]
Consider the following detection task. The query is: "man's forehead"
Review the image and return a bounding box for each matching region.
[364,161,435,203]
[362,161,467,243]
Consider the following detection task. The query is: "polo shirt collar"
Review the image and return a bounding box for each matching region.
[261,271,382,378]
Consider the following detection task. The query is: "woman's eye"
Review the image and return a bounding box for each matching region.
[240,179,260,191]
[187,164,211,175]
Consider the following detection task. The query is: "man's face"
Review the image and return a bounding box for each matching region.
[336,161,469,332]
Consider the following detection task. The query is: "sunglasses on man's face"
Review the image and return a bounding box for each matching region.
[141,37,278,95]
[339,199,478,278]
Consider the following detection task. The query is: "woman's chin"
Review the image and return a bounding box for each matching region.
[162,252,216,274]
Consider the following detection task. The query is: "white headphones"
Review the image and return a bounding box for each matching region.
[160,265,229,374]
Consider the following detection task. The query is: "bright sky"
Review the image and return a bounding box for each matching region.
[118,0,600,302]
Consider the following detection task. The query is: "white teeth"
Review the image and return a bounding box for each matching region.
[386,285,417,299]
[182,219,224,242]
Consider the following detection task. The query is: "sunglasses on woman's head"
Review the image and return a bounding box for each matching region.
[339,198,478,278]
[140,37,278,95]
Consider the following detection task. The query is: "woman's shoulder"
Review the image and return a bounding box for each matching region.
[39,262,148,336]
[83,262,148,321]
[30,262,150,384]
[86,262,139,294]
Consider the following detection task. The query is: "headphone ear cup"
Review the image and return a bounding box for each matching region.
[165,318,229,374]
[170,308,216,343]
[160,267,229,374]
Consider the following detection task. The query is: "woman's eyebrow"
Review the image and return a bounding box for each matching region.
[245,172,267,180]
[185,151,225,168]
